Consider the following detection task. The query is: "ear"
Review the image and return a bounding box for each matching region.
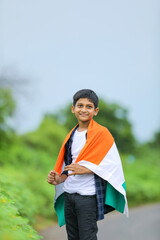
[71,105,75,114]
[94,107,99,116]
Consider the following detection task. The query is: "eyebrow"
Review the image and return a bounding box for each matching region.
[77,103,94,106]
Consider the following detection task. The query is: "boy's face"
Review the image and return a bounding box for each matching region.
[71,98,99,124]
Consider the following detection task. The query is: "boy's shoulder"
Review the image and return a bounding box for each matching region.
[89,120,113,138]
[93,119,110,131]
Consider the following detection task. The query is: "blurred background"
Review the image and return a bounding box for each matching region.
[0,1,160,240]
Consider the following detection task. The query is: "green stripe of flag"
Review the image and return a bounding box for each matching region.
[54,194,65,227]
[105,182,126,213]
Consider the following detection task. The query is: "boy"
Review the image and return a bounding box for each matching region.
[47,89,128,240]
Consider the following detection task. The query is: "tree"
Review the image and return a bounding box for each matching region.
[147,130,160,149]
[153,131,160,147]
[0,88,16,147]
[0,69,32,147]
[21,115,68,155]
[96,99,136,153]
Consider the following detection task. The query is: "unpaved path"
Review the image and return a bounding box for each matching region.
[39,203,160,240]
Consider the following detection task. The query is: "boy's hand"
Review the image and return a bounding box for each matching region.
[47,171,61,185]
[64,163,92,176]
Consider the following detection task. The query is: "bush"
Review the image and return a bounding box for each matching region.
[21,117,68,156]
[122,148,160,206]
[0,170,43,240]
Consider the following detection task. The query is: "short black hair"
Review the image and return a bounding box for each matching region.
[73,89,99,108]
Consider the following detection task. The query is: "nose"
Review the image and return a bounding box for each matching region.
[81,106,87,111]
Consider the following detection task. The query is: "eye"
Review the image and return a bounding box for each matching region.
[77,104,83,108]
[87,105,92,109]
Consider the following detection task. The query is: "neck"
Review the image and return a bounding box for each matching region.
[77,120,91,132]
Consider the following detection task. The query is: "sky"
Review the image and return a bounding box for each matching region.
[0,0,160,142]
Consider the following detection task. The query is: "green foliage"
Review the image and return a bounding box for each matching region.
[96,99,136,153]
[21,116,68,155]
[0,142,57,219]
[0,170,37,223]
[0,115,66,228]
[122,148,160,206]
[0,136,58,238]
[0,88,16,148]
[153,130,160,146]
[0,170,43,240]
[0,88,15,122]
[0,141,53,170]
[146,129,160,149]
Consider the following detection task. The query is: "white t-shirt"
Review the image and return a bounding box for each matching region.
[63,129,96,195]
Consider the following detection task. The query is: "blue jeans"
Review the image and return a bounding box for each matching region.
[64,192,98,240]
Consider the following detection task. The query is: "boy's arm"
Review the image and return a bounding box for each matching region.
[64,163,93,176]
[47,171,67,185]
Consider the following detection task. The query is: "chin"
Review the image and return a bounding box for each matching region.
[79,118,90,122]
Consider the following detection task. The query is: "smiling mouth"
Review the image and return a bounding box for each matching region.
[79,114,88,117]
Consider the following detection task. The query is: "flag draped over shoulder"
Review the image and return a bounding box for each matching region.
[54,119,128,227]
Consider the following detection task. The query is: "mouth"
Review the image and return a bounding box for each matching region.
[79,114,88,116]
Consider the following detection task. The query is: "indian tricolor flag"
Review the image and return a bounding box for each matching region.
[54,119,129,227]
